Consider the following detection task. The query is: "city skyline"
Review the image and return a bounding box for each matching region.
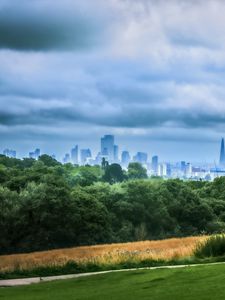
[2,135,225,166]
[3,135,225,181]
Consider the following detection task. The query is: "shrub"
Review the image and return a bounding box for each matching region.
[194,235,225,258]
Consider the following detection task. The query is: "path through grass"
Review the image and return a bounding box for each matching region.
[1,263,225,300]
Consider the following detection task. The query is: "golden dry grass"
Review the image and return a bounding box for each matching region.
[0,236,207,272]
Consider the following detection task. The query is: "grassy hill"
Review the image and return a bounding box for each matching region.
[1,264,225,300]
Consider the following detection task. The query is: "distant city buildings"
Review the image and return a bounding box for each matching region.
[3,149,16,158]
[101,135,115,162]
[3,136,225,181]
[113,145,119,162]
[29,148,40,160]
[71,145,78,165]
[220,138,225,166]
[63,153,70,164]
[121,151,131,167]
[151,155,158,175]
[80,149,92,165]
[133,152,148,164]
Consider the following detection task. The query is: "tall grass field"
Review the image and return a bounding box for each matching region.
[0,236,206,274]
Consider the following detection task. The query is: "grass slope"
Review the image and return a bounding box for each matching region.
[1,264,225,300]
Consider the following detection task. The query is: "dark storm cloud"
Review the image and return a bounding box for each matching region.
[1,97,224,130]
[0,2,100,50]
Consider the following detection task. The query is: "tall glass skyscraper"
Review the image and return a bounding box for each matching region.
[101,135,115,161]
[134,152,148,164]
[80,148,92,165]
[220,138,225,166]
[121,151,131,167]
[152,155,158,175]
[71,145,78,165]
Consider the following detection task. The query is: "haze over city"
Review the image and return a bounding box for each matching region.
[1,0,225,161]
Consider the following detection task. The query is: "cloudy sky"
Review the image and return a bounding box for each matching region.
[0,0,225,162]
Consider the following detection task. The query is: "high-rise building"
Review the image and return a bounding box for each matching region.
[3,149,16,158]
[29,148,40,160]
[101,135,114,161]
[186,163,192,177]
[34,148,40,158]
[63,153,70,164]
[152,155,158,175]
[133,152,148,164]
[113,145,119,162]
[220,138,225,166]
[80,149,92,165]
[121,151,131,167]
[158,163,167,177]
[180,161,186,172]
[166,163,171,177]
[71,145,78,165]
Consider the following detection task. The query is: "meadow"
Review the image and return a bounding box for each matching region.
[0,236,206,273]
[1,263,225,300]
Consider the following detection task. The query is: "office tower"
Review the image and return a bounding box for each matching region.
[34,148,40,159]
[152,155,158,175]
[113,145,119,162]
[101,135,114,161]
[180,161,186,172]
[63,153,70,164]
[29,148,40,160]
[71,145,78,164]
[11,150,16,158]
[220,138,225,166]
[158,163,167,177]
[3,149,16,158]
[121,151,131,167]
[29,152,35,159]
[80,148,92,165]
[133,152,148,164]
[186,163,192,177]
[166,163,171,177]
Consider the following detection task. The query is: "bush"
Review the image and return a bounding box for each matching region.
[194,235,225,258]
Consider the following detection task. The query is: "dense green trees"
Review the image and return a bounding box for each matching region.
[127,162,148,179]
[0,155,225,254]
[103,163,125,184]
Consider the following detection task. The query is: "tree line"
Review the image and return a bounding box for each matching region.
[0,154,225,254]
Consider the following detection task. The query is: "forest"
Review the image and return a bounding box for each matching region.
[0,154,225,255]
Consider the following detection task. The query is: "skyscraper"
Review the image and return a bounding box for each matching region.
[71,145,78,165]
[113,145,119,162]
[101,135,114,162]
[121,151,131,167]
[80,148,92,165]
[152,155,158,175]
[29,148,40,160]
[133,152,148,164]
[3,149,16,158]
[63,153,70,164]
[220,138,225,166]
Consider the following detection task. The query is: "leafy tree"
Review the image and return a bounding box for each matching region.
[38,154,60,167]
[103,163,125,184]
[0,187,19,254]
[128,162,148,179]
[71,187,111,244]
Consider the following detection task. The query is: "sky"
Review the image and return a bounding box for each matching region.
[0,0,225,162]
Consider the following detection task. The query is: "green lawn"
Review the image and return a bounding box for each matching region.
[1,264,225,300]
